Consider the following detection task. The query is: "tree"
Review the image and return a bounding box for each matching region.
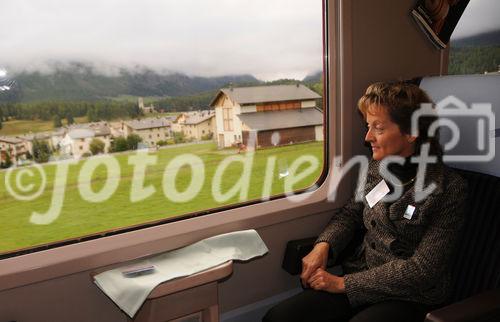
[111,137,129,152]
[0,152,12,169]
[89,138,105,155]
[157,140,168,146]
[32,139,51,163]
[66,113,75,125]
[53,115,62,128]
[126,134,142,150]
[87,107,98,122]
[173,132,186,144]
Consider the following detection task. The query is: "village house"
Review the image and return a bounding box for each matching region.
[171,113,187,133]
[108,121,126,138]
[124,117,172,147]
[171,111,197,133]
[171,110,215,137]
[0,136,29,164]
[17,132,54,155]
[60,124,111,159]
[210,84,323,148]
[182,110,216,141]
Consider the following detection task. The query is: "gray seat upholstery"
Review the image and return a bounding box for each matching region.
[420,74,500,176]
[420,75,500,322]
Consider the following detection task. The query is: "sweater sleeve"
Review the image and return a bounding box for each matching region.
[343,176,466,306]
[315,195,365,260]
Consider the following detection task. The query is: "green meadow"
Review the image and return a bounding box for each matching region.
[0,116,88,136]
[0,142,324,253]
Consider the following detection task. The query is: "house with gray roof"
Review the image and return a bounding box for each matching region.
[210,84,323,148]
[124,117,172,147]
[16,131,54,159]
[182,110,216,141]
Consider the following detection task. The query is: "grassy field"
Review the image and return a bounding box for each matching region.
[0,116,87,136]
[0,111,179,136]
[0,142,324,253]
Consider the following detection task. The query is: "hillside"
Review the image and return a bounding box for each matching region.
[449,30,500,75]
[4,62,259,102]
[302,70,322,83]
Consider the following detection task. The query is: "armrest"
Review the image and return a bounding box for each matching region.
[281,231,366,275]
[281,237,318,275]
[425,289,500,322]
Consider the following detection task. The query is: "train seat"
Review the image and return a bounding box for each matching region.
[282,74,500,322]
[419,74,500,321]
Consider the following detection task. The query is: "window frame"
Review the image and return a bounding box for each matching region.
[0,0,344,291]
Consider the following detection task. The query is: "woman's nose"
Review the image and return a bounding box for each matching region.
[365,128,375,142]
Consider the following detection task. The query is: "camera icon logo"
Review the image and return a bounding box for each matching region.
[411,95,496,162]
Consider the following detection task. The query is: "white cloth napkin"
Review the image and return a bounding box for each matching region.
[93,229,268,317]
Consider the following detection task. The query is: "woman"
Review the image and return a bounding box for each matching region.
[263,81,466,322]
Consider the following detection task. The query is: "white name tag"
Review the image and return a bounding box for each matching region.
[365,180,390,208]
[403,205,416,220]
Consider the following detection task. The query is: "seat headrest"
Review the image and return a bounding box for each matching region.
[420,75,500,177]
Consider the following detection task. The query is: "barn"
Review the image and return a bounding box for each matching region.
[210,84,323,148]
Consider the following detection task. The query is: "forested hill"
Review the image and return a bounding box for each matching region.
[5,63,259,102]
[449,30,500,75]
[302,70,322,83]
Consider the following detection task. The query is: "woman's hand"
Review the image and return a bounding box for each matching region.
[300,242,329,287]
[307,268,345,293]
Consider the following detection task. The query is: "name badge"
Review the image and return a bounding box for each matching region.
[403,205,416,220]
[365,180,390,208]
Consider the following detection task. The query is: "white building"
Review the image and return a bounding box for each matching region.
[60,125,111,159]
[51,128,67,150]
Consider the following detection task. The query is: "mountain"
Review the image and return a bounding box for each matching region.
[451,29,500,47]
[303,71,322,83]
[7,62,260,102]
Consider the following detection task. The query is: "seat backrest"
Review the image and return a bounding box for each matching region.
[420,74,500,176]
[448,168,500,302]
[420,75,500,302]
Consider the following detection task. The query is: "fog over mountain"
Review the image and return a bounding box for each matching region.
[1,61,261,102]
[451,29,500,47]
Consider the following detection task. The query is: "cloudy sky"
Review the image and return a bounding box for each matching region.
[451,0,500,39]
[0,0,323,80]
[0,0,498,80]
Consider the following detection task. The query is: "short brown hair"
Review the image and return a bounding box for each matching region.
[358,81,442,157]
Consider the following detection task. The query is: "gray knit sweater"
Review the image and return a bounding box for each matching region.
[316,159,466,307]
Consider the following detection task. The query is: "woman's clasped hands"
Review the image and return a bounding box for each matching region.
[300,242,345,293]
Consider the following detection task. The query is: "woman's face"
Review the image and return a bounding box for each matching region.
[364,105,416,160]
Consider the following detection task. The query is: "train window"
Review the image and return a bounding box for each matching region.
[0,0,326,258]
[449,0,500,75]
